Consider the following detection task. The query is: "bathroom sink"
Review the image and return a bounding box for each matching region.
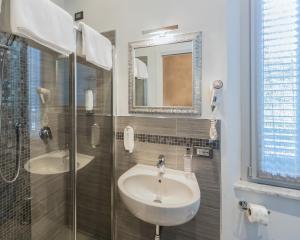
[118,164,200,226]
[24,150,94,175]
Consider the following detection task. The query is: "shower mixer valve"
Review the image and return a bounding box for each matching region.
[39,126,53,142]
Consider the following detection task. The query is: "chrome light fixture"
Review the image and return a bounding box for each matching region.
[142,25,179,36]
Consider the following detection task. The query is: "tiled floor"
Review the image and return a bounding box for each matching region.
[77,232,97,240]
[53,227,97,240]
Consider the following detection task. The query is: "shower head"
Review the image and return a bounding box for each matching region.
[0,44,9,50]
[0,46,6,62]
[0,34,15,62]
[5,34,15,47]
[0,34,15,50]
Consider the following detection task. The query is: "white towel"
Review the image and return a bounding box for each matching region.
[79,22,112,71]
[0,0,2,14]
[134,58,149,79]
[10,0,76,55]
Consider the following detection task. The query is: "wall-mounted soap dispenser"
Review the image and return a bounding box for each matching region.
[85,89,94,113]
[183,146,193,174]
[124,126,134,153]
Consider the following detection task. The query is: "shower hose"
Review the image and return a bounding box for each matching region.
[0,48,22,184]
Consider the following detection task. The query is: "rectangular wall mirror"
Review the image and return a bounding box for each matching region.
[128,32,202,114]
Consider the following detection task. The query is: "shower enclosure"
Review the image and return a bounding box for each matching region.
[0,31,114,240]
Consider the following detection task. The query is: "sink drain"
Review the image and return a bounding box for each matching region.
[153,199,162,203]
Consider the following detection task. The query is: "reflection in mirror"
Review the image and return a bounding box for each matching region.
[134,41,193,107]
[129,32,202,115]
[134,57,149,106]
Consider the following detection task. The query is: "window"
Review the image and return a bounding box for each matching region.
[251,0,300,187]
[28,47,41,137]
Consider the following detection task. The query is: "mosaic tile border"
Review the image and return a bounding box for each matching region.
[115,132,219,149]
[0,35,31,239]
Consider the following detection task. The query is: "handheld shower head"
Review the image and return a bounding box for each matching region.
[0,34,15,51]
[0,34,15,61]
[5,34,16,47]
[36,87,51,104]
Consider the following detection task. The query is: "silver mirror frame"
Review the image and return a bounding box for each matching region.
[128,32,202,115]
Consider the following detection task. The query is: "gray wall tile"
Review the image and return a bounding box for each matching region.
[176,118,211,139]
[114,116,221,240]
[116,116,177,136]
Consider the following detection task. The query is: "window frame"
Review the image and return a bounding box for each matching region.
[244,0,300,190]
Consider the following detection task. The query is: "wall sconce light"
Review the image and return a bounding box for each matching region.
[142,25,179,36]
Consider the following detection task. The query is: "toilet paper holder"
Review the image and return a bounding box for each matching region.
[239,201,271,215]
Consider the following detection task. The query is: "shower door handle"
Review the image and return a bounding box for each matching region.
[15,123,22,165]
[24,196,33,201]
[15,123,22,153]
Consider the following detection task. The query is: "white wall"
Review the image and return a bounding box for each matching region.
[62,0,300,240]
[64,0,225,117]
[221,0,241,239]
[51,0,65,8]
[227,1,300,240]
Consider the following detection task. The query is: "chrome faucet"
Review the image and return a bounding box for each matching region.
[157,154,166,176]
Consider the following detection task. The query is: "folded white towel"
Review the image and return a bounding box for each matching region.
[78,22,112,71]
[0,0,2,14]
[134,58,149,79]
[10,0,76,55]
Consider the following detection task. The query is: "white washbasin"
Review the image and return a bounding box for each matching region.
[118,164,200,226]
[24,150,94,175]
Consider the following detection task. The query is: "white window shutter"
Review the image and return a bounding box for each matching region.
[254,0,300,183]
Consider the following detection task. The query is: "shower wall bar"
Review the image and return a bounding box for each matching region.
[69,29,115,240]
[69,52,78,240]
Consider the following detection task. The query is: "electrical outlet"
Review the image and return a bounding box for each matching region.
[75,11,84,21]
[194,147,213,158]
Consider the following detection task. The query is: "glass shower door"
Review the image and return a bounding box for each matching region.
[28,46,74,240]
[0,33,75,240]
[0,30,114,240]
[75,56,113,240]
[73,30,114,240]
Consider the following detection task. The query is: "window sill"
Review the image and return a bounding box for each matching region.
[234,180,300,201]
